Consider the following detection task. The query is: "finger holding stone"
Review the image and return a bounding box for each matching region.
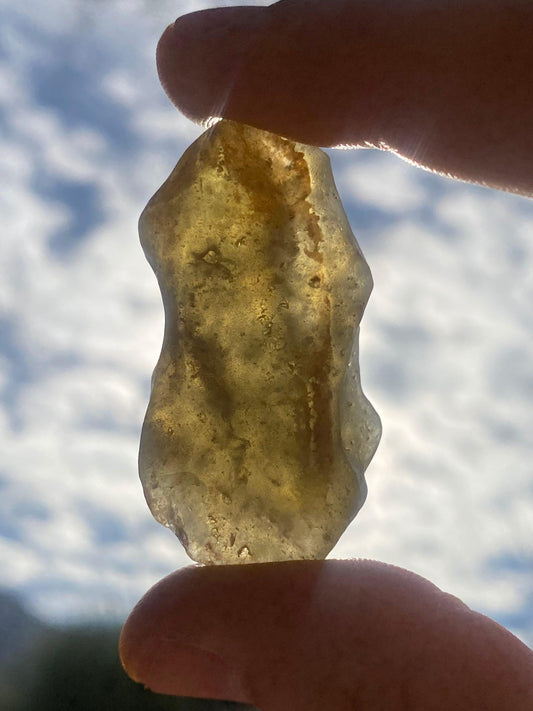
[157,0,533,196]
[120,559,533,711]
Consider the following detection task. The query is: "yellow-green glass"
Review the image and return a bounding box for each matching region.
[139,120,381,564]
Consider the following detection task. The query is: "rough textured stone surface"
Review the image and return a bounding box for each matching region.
[139,120,381,564]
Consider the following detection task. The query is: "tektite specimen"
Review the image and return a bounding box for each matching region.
[139,120,381,564]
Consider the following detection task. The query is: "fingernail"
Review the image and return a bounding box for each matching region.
[125,640,249,703]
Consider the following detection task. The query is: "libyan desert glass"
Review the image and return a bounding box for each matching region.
[138,120,381,564]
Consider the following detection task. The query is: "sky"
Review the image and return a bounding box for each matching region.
[1,0,532,648]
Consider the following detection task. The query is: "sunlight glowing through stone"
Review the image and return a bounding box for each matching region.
[139,120,381,564]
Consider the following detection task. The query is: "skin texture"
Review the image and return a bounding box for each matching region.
[121,1,533,708]
[121,561,533,710]
[157,0,533,196]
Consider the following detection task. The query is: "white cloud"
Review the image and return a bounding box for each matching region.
[338,150,428,212]
[329,150,533,644]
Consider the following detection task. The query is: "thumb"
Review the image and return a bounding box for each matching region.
[120,560,533,711]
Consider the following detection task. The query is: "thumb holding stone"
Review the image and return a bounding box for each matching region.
[120,560,533,711]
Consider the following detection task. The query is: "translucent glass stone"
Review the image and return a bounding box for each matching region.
[139,120,381,564]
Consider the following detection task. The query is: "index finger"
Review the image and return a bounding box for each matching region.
[157,1,533,196]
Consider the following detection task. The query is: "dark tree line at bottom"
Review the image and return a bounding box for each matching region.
[2,621,255,711]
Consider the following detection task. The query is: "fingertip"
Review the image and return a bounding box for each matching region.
[119,565,254,703]
[119,567,192,681]
[156,7,265,124]
[155,2,378,147]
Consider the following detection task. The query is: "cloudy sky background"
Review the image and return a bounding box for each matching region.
[2,0,533,646]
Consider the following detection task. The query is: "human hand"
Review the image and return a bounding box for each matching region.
[120,560,533,710]
[156,0,533,197]
[121,3,533,708]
